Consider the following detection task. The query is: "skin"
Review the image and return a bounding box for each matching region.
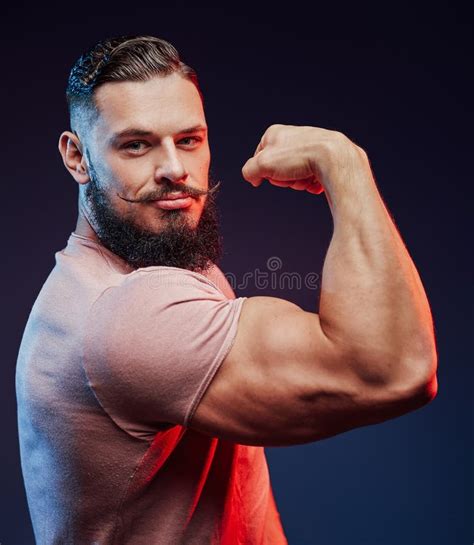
[58,73,437,445]
[188,124,438,446]
[58,72,222,272]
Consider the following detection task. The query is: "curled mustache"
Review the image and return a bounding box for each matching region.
[116,180,222,203]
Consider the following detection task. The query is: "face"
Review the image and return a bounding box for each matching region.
[79,72,222,272]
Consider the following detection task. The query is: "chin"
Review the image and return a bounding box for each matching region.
[152,208,201,230]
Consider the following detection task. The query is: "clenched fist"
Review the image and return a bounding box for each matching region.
[241,124,367,196]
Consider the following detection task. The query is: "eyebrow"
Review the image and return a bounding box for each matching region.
[109,125,208,145]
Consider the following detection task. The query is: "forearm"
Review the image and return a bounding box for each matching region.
[317,146,437,391]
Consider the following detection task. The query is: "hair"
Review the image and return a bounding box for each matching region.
[65,34,203,145]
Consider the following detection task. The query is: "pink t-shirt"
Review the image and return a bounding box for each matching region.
[15,231,288,544]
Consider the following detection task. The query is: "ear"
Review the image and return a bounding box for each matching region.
[58,130,90,185]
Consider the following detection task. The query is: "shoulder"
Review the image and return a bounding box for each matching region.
[130,265,227,297]
[82,265,247,429]
[89,266,227,313]
[85,266,244,349]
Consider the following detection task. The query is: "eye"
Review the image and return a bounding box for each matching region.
[123,141,147,152]
[178,136,202,146]
[122,136,202,153]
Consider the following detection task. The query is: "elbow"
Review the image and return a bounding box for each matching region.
[424,373,438,402]
[409,371,438,407]
[401,351,439,405]
[350,343,439,409]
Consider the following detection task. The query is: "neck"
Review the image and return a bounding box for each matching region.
[74,197,100,242]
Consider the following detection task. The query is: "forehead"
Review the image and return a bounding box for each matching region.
[93,72,205,137]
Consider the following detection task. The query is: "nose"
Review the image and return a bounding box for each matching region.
[154,139,188,186]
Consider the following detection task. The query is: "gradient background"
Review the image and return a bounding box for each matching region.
[2,4,472,545]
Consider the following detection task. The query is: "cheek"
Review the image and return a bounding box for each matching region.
[107,157,148,188]
[195,156,210,180]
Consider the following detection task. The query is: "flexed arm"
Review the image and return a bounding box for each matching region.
[187,124,437,447]
[242,124,437,391]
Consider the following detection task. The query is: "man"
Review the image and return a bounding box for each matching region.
[15,34,438,545]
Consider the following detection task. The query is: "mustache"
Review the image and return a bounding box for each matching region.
[116,180,222,203]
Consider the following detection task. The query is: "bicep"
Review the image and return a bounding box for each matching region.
[188,296,367,446]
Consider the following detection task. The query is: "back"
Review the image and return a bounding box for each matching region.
[15,231,288,545]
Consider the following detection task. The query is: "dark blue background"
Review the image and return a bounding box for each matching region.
[2,4,472,545]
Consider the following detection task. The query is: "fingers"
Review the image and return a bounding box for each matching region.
[306,181,324,194]
[290,179,313,191]
[274,178,324,194]
[242,154,324,193]
[288,178,325,194]
[241,155,266,187]
[242,137,267,187]
[253,138,264,156]
[242,125,325,193]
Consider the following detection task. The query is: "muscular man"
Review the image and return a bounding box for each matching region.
[15,34,438,544]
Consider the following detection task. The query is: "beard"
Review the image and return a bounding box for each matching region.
[83,156,223,274]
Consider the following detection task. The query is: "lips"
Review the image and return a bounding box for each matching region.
[150,193,194,210]
[156,192,191,201]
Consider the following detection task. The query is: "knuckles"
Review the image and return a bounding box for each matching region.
[254,149,276,174]
[245,124,368,181]
[263,124,353,150]
[262,124,285,143]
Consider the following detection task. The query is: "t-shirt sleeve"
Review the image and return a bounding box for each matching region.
[83,267,247,438]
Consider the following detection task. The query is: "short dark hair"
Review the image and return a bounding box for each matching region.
[65,34,203,144]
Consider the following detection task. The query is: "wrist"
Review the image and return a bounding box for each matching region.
[316,143,376,207]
